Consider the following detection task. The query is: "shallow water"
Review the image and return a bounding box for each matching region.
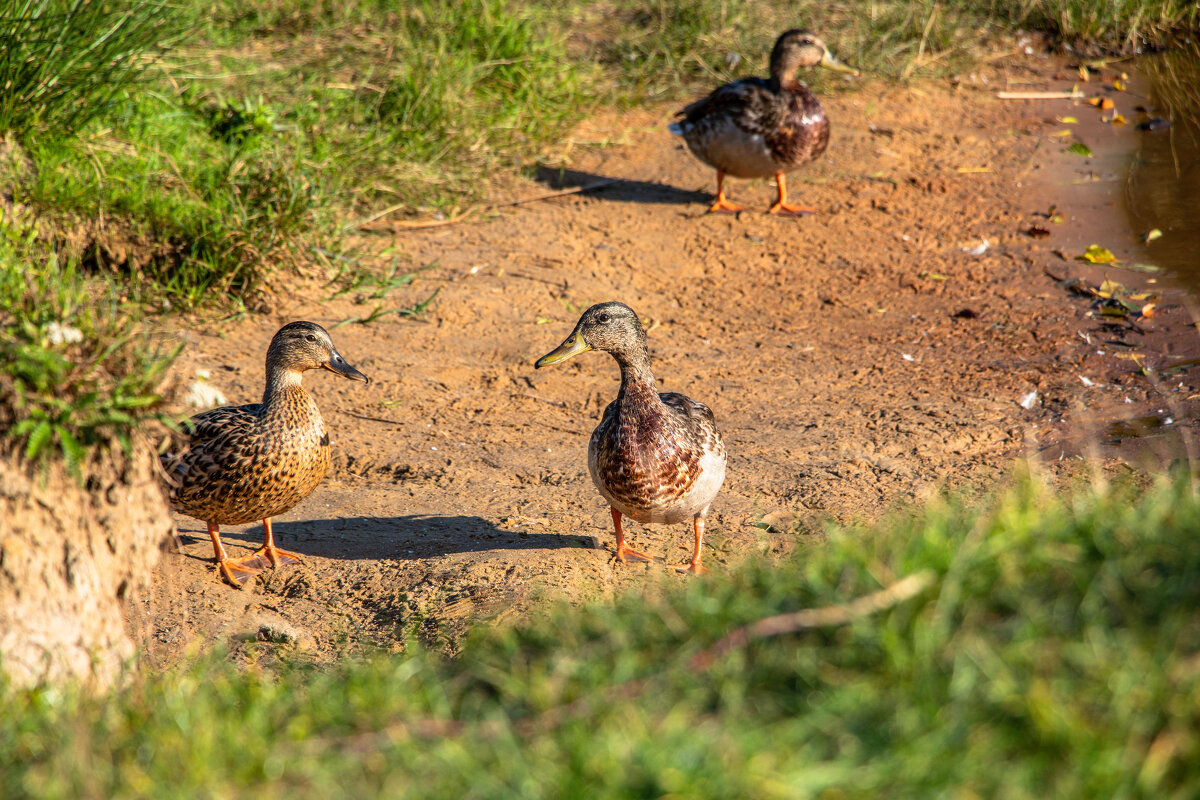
[1124,46,1200,296]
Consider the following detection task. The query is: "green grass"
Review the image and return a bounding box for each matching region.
[4,469,1199,797]
[0,0,178,133]
[985,0,1200,53]
[0,216,176,473]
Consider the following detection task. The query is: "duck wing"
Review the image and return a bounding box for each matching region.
[659,392,723,453]
[160,404,261,491]
[675,77,787,137]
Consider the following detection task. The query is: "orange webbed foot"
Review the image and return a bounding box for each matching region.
[251,545,305,569]
[767,202,817,216]
[708,198,747,215]
[218,556,266,588]
[614,545,656,565]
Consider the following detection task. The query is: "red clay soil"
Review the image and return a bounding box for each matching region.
[127,55,1200,665]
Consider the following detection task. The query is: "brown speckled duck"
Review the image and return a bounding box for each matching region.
[535,302,726,573]
[669,29,857,215]
[161,321,368,587]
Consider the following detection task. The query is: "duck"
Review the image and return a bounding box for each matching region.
[535,302,726,573]
[161,321,369,587]
[669,29,857,215]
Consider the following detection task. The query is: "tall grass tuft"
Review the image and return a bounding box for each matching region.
[982,0,1200,53]
[0,0,179,134]
[0,216,176,474]
[372,0,596,193]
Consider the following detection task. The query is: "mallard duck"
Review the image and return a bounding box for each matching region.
[669,29,857,215]
[535,302,726,573]
[161,321,369,587]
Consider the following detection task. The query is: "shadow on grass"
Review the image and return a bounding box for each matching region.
[175,514,594,562]
[531,164,711,206]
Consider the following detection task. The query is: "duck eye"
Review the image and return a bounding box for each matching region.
[305,334,317,343]
[598,313,610,323]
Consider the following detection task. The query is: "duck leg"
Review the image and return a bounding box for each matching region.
[249,517,305,569]
[767,173,816,216]
[676,515,709,574]
[610,508,654,564]
[207,521,265,588]
[708,170,746,214]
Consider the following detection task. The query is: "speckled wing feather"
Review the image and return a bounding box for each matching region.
[676,77,787,138]
[661,391,726,460]
[161,404,261,500]
[673,77,829,176]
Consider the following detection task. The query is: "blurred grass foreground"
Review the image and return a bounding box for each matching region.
[4,470,1199,798]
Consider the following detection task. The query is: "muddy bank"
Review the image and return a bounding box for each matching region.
[128,53,1199,665]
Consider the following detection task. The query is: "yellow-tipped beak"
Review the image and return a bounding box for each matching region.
[820,49,859,76]
[534,330,592,368]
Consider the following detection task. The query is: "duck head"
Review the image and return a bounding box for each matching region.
[266,321,369,383]
[534,302,647,368]
[770,29,858,85]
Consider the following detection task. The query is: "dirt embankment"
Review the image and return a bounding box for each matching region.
[128,56,1199,665]
[2,445,172,688]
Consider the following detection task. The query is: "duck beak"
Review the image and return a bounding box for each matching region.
[323,350,369,383]
[534,329,591,368]
[820,49,859,76]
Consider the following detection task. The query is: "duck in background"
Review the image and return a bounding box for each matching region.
[670,29,857,214]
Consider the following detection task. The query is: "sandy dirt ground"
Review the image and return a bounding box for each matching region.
[127,55,1200,665]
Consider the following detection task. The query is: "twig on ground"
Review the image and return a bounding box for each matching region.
[354,180,620,232]
[341,410,406,426]
[688,570,936,670]
[995,89,1084,99]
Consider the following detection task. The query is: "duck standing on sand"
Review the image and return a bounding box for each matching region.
[535,302,726,573]
[161,321,369,587]
[669,29,857,215]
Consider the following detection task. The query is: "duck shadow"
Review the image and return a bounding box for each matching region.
[175,514,593,562]
[531,164,710,206]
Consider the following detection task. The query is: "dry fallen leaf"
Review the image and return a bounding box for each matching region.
[1078,244,1118,264]
[1026,225,1051,238]
[1109,112,1126,125]
[1057,116,1079,124]
[1050,129,1073,137]
[1144,228,1163,243]
[1067,142,1093,157]
[1113,78,1127,91]
[1100,97,1115,110]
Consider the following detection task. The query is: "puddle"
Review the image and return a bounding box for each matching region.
[1104,414,1172,444]
[1022,48,1200,459]
[1123,46,1200,297]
